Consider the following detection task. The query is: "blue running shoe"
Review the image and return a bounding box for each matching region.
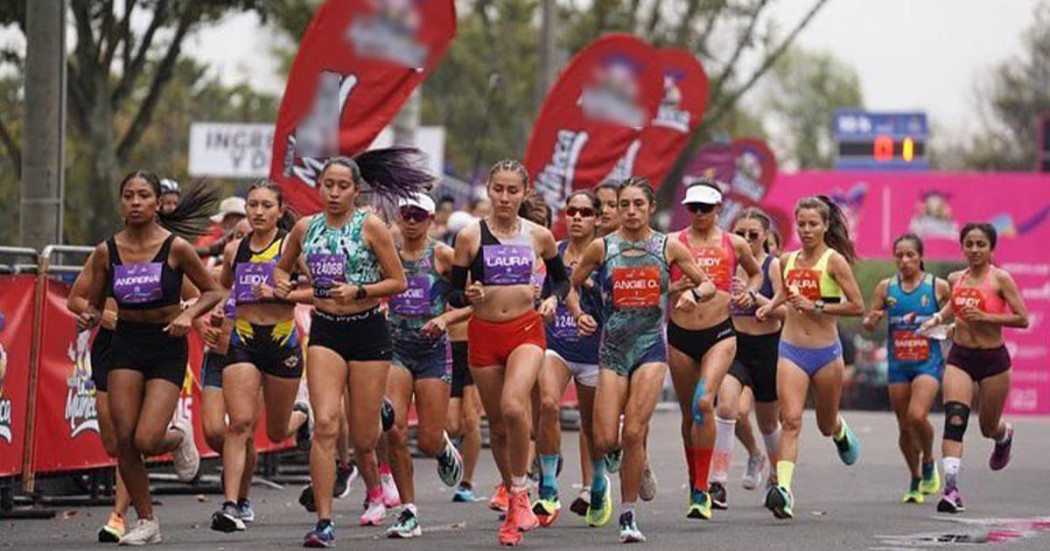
[452,483,478,503]
[237,498,255,523]
[833,420,860,466]
[304,520,334,548]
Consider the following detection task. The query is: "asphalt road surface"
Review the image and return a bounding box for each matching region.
[3,410,1049,550]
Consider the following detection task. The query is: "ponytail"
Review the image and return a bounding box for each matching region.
[321,147,437,214]
[795,195,856,265]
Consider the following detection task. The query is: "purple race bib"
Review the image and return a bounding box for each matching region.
[550,305,579,341]
[234,262,275,303]
[389,274,430,315]
[112,262,163,305]
[308,253,345,297]
[223,296,237,318]
[482,245,533,286]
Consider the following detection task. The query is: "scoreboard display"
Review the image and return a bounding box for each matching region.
[833,110,929,171]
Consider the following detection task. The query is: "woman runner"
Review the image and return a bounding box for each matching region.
[448,160,572,546]
[274,149,432,548]
[756,196,864,520]
[384,192,470,538]
[863,233,949,504]
[919,223,1029,513]
[667,181,762,518]
[80,172,222,544]
[710,208,785,508]
[571,177,716,543]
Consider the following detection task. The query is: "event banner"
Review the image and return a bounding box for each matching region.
[0,275,36,478]
[763,171,1050,415]
[525,34,662,217]
[270,0,457,214]
[615,48,708,188]
[669,138,777,229]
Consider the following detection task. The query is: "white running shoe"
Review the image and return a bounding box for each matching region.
[742,454,767,491]
[381,473,401,508]
[118,518,161,546]
[361,500,387,526]
[639,462,658,502]
[171,418,200,482]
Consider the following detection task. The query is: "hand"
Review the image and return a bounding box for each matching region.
[675,290,698,312]
[421,315,448,337]
[201,324,222,348]
[960,306,986,323]
[101,308,118,331]
[533,284,543,301]
[164,312,193,337]
[731,290,753,310]
[576,314,597,337]
[75,307,100,332]
[253,283,276,301]
[755,304,771,321]
[918,316,940,334]
[326,283,355,304]
[275,278,295,300]
[695,281,717,303]
[538,297,557,322]
[862,309,885,331]
[788,293,814,313]
[668,278,693,295]
[465,281,485,305]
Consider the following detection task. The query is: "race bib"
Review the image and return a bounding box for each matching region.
[308,253,346,297]
[612,266,661,308]
[389,274,430,315]
[234,262,275,303]
[951,287,984,316]
[892,329,930,362]
[785,268,821,301]
[112,262,163,304]
[482,245,533,286]
[693,247,731,290]
[550,305,580,340]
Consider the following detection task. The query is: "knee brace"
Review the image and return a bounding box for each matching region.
[943,401,970,442]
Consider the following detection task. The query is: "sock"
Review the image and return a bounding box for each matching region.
[591,460,607,493]
[692,448,713,491]
[620,501,635,517]
[458,480,473,490]
[922,460,935,481]
[405,503,418,515]
[776,461,795,491]
[942,457,960,490]
[909,477,921,492]
[318,518,333,529]
[684,448,697,488]
[379,462,392,476]
[539,454,559,491]
[833,417,848,441]
[367,485,382,503]
[711,416,737,484]
[996,423,1012,444]
[511,475,528,494]
[762,426,781,458]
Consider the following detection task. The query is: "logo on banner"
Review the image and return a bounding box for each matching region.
[578,56,647,128]
[0,312,12,443]
[534,130,590,210]
[65,331,99,438]
[282,71,359,189]
[347,0,428,69]
[652,70,691,132]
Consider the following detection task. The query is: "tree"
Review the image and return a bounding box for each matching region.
[0,0,269,243]
[763,46,863,170]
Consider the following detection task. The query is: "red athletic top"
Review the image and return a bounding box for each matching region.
[670,230,736,293]
[951,268,1006,317]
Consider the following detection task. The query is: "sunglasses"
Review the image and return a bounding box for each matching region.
[735,230,762,241]
[399,207,431,223]
[687,203,717,214]
[565,206,597,218]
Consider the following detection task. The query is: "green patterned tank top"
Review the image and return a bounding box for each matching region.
[303,210,380,298]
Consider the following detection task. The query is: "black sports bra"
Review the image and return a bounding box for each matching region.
[106,234,183,310]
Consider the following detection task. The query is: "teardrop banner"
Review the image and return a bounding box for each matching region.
[270,0,457,214]
[611,47,709,188]
[669,138,779,230]
[525,34,663,219]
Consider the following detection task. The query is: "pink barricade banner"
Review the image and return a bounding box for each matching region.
[762,171,1050,415]
[0,275,37,478]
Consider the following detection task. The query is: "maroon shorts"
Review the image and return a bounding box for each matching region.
[946,343,1011,382]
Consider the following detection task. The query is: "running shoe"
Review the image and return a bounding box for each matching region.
[293,400,312,452]
[639,462,658,502]
[381,473,402,508]
[570,486,590,516]
[387,508,422,539]
[237,498,255,523]
[497,504,523,547]
[686,488,712,520]
[833,421,861,466]
[333,461,358,499]
[211,501,246,533]
[489,485,510,513]
[453,483,479,503]
[742,454,767,490]
[708,481,728,510]
[171,418,201,482]
[937,488,966,514]
[437,432,464,488]
[989,424,1013,471]
[618,511,646,544]
[299,485,317,513]
[604,448,624,474]
[303,520,335,548]
[902,489,924,504]
[919,463,941,495]
[533,486,561,528]
[586,477,613,527]
[764,485,794,519]
[119,517,161,545]
[381,398,396,432]
[98,511,125,543]
[512,491,539,532]
[360,499,386,526]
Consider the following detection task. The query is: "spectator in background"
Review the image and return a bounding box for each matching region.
[767,228,782,257]
[445,210,476,246]
[195,196,246,260]
[430,195,455,242]
[159,179,181,215]
[468,196,492,219]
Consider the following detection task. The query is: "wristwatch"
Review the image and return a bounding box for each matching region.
[814,299,826,313]
[355,285,368,300]
[691,288,702,301]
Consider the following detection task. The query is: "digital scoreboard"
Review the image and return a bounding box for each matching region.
[833,110,929,171]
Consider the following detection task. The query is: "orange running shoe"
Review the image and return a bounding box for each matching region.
[497,496,523,546]
[512,491,539,533]
[489,484,510,513]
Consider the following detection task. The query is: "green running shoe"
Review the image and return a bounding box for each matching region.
[686,488,711,520]
[764,485,794,519]
[586,476,613,527]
